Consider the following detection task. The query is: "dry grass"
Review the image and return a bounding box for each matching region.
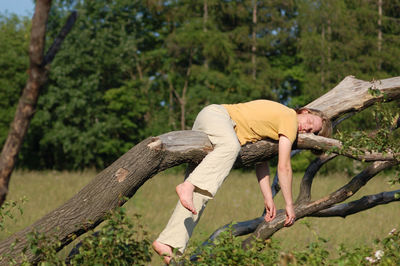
[0,169,399,263]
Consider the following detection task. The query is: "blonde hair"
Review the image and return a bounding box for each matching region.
[296,108,332,137]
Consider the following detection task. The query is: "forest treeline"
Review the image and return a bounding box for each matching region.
[0,0,399,170]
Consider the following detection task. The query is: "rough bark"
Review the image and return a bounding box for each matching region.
[0,1,77,206]
[0,76,399,263]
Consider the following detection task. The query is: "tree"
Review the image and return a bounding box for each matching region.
[0,75,398,263]
[292,0,400,174]
[0,15,30,148]
[296,0,400,105]
[2,0,399,171]
[0,0,77,205]
[296,0,359,104]
[21,0,160,169]
[149,0,298,133]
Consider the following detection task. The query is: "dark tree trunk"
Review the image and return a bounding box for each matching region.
[0,1,77,206]
[0,0,51,205]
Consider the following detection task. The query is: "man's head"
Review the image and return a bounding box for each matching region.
[296,108,332,137]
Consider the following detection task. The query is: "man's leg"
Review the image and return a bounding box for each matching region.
[181,104,240,202]
[153,105,240,260]
[176,181,197,214]
[152,241,173,264]
[153,190,209,262]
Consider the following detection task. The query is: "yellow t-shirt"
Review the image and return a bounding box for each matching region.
[222,100,298,145]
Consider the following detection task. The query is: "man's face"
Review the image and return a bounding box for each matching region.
[297,113,323,134]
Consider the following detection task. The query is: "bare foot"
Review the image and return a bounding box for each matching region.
[152,240,173,264]
[176,181,197,214]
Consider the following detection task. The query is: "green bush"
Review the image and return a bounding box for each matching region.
[177,223,400,266]
[372,228,400,265]
[0,197,26,233]
[333,244,372,265]
[2,200,399,265]
[68,208,151,265]
[23,229,64,265]
[177,226,281,265]
[293,236,330,265]
[16,207,151,265]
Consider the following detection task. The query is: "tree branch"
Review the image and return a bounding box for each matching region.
[310,190,400,218]
[304,160,397,212]
[306,76,400,120]
[236,133,398,170]
[43,11,78,66]
[297,134,399,162]
[242,160,398,248]
[295,154,337,204]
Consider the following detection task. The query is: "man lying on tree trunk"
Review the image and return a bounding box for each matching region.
[153,100,332,264]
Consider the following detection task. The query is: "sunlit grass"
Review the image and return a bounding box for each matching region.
[0,170,94,238]
[0,168,399,264]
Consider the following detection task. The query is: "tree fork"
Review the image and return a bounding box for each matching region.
[242,160,398,249]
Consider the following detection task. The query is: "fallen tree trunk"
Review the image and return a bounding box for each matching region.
[0,76,399,263]
[0,132,353,262]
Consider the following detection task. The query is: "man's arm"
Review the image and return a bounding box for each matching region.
[256,161,276,222]
[278,135,296,226]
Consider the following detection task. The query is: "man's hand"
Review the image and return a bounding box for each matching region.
[278,135,295,227]
[284,203,296,226]
[256,161,277,223]
[264,198,276,222]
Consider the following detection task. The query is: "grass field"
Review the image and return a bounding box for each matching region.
[1,169,399,264]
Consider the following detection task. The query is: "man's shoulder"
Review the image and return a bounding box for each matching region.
[250,100,295,114]
[223,99,295,119]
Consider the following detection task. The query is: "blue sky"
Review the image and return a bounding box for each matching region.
[0,0,35,17]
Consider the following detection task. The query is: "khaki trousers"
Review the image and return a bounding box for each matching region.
[157,104,241,253]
